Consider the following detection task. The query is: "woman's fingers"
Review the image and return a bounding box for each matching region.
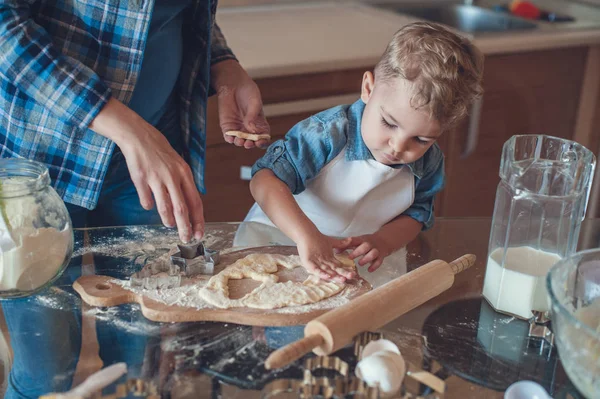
[151,183,175,229]
[180,167,205,240]
[166,183,192,243]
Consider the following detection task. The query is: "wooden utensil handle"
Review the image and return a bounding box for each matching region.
[449,254,476,275]
[264,334,324,370]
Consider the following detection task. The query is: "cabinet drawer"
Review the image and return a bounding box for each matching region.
[256,68,364,104]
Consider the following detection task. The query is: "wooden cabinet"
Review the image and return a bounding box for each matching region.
[441,47,587,216]
[203,47,591,222]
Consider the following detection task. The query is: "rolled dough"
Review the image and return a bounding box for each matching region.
[199,253,355,309]
[224,130,271,141]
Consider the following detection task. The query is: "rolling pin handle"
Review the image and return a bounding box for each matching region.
[449,254,476,275]
[264,334,324,370]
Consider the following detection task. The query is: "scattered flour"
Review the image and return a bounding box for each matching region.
[85,306,162,336]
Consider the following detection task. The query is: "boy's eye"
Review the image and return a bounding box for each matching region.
[380,117,396,129]
[414,137,430,145]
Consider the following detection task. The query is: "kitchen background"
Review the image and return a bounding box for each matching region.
[201,0,600,223]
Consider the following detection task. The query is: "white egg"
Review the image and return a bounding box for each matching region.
[355,351,406,395]
[361,339,401,359]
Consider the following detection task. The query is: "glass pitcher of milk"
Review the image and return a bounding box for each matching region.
[483,135,596,320]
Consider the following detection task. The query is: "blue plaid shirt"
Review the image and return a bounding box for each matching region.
[252,100,445,230]
[0,0,235,209]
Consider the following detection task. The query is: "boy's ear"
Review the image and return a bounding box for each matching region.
[361,71,375,104]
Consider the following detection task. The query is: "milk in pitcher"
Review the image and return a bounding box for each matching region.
[483,246,561,320]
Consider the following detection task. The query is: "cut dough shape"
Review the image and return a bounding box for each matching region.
[199,253,355,309]
[225,130,271,141]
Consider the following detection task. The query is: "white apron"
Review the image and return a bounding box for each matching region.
[244,149,415,238]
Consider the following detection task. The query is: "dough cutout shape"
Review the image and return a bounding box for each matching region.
[199,253,355,309]
[225,130,271,142]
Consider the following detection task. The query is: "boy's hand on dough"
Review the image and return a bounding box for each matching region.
[297,234,355,283]
[336,234,392,272]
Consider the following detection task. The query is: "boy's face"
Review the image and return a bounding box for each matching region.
[360,72,441,165]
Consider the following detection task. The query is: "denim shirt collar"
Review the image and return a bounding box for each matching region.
[345,99,426,179]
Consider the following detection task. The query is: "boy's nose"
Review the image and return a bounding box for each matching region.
[390,137,408,154]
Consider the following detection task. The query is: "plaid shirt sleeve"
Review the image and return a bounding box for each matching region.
[210,22,237,66]
[0,0,111,130]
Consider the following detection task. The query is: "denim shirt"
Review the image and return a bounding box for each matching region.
[252,100,445,230]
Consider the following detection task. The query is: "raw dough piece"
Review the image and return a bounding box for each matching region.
[225,130,271,141]
[199,253,355,309]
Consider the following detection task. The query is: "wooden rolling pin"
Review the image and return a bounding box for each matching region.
[264,254,475,370]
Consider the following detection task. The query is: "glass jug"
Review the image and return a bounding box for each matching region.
[483,135,596,320]
[0,158,73,298]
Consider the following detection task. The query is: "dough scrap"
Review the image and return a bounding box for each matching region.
[199,253,355,309]
[225,130,271,141]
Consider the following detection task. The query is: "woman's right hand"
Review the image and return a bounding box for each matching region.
[90,98,204,242]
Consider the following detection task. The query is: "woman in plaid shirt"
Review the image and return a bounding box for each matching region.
[0,1,269,396]
[0,0,269,243]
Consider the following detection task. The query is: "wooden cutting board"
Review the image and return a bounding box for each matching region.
[73,246,371,326]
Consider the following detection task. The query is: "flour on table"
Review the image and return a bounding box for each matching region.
[199,253,355,309]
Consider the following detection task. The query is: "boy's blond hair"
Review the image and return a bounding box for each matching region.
[375,22,484,130]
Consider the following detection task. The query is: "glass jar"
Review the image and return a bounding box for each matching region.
[547,248,600,398]
[0,159,73,298]
[483,135,596,320]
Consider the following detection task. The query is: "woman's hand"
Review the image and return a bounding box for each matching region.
[90,98,204,243]
[211,60,270,149]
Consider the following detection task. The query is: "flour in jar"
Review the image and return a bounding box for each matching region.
[0,192,72,291]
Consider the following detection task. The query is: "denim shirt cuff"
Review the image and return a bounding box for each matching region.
[402,206,435,231]
[251,141,301,194]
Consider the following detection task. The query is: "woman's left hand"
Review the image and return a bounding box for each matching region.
[211,60,271,149]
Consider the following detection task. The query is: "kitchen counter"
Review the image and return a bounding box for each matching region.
[216,1,600,78]
[1,218,599,398]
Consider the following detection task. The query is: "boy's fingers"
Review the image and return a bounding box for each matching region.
[333,265,355,280]
[349,242,371,259]
[324,259,349,282]
[359,249,380,266]
[306,261,334,280]
[368,258,384,273]
[332,237,355,251]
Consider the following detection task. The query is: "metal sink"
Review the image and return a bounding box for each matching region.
[372,3,537,33]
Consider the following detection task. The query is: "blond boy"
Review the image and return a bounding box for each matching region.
[244,22,484,281]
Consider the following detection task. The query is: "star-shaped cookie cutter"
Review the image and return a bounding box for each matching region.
[130,239,219,289]
[170,239,220,276]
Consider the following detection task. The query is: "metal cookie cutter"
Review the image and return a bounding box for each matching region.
[170,239,220,276]
[130,239,219,289]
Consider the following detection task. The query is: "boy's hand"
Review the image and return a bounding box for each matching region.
[297,235,356,283]
[337,234,392,272]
